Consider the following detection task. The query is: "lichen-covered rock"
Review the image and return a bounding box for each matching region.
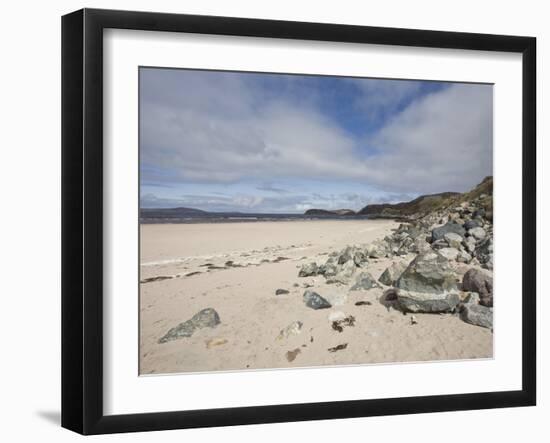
[378,261,407,286]
[158,308,221,343]
[460,304,493,329]
[396,251,457,294]
[299,262,318,277]
[350,272,381,291]
[303,290,332,310]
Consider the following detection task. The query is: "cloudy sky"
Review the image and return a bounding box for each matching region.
[140,68,493,213]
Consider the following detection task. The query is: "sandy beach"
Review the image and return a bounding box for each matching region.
[139,219,493,375]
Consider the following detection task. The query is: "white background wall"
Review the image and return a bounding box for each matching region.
[0,0,545,441]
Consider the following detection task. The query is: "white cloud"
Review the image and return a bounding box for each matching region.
[140,69,492,200]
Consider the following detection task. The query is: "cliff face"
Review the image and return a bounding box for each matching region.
[358,177,493,219]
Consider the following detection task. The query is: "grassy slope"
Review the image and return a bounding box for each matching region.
[359,176,493,218]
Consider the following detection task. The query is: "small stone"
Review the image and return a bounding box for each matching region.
[275,288,290,295]
[355,301,372,306]
[277,321,303,340]
[303,290,332,310]
[410,315,418,325]
[286,348,301,362]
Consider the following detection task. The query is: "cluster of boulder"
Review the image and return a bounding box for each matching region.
[298,192,494,330]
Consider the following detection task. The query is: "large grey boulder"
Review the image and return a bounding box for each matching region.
[396,251,457,294]
[460,304,493,329]
[158,308,221,343]
[397,291,460,313]
[303,290,332,310]
[299,262,318,277]
[378,261,407,286]
[462,268,493,307]
[432,222,466,242]
[350,272,381,291]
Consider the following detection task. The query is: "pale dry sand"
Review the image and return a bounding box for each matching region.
[139,220,492,375]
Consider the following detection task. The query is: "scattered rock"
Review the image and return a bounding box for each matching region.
[303,290,332,310]
[396,290,460,313]
[277,321,303,340]
[299,262,318,277]
[464,236,477,253]
[475,236,493,270]
[286,348,301,362]
[438,247,460,261]
[462,292,480,305]
[410,315,418,325]
[464,220,481,230]
[378,261,407,286]
[350,272,381,291]
[328,343,348,352]
[469,227,487,240]
[459,250,473,262]
[432,222,466,242]
[158,308,221,343]
[462,268,493,307]
[444,232,463,249]
[275,288,290,295]
[460,304,493,329]
[326,260,356,284]
[355,301,372,306]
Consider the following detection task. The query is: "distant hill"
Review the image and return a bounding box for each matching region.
[140,207,208,219]
[304,209,356,216]
[358,176,493,219]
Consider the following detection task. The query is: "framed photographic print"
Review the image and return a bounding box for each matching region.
[61,8,536,435]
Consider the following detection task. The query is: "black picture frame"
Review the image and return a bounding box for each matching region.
[61,8,536,435]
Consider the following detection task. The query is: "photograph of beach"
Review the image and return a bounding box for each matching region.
[139,68,494,375]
